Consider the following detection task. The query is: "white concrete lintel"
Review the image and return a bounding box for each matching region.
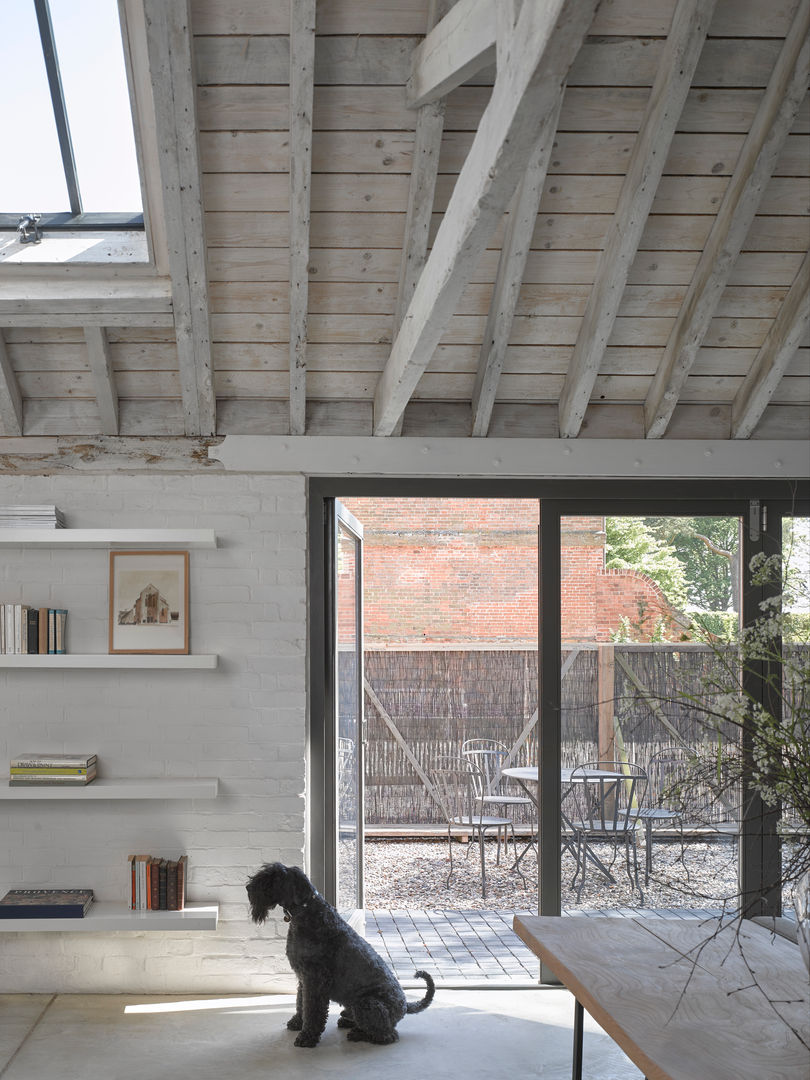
[210,436,809,479]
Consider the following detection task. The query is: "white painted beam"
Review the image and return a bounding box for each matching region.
[144,0,216,437]
[289,0,316,436]
[84,326,119,436]
[644,1,810,439]
[406,0,495,108]
[471,98,562,437]
[391,1,450,437]
[211,436,809,480]
[374,0,598,437]
[0,331,23,436]
[732,251,810,440]
[558,0,716,438]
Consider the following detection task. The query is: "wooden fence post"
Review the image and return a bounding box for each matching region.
[597,643,615,765]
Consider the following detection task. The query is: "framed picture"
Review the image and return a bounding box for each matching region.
[109,551,189,654]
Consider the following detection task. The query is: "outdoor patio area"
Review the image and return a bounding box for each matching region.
[361,836,741,982]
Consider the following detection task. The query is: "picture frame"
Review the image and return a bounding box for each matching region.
[109,551,189,654]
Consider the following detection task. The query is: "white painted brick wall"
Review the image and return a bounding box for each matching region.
[0,472,306,993]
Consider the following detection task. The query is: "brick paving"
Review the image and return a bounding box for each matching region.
[365,906,728,983]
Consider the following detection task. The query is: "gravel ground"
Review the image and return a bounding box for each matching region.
[363,835,743,912]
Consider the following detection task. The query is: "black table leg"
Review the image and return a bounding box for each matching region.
[572,998,584,1080]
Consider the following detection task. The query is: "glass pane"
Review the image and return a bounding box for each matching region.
[780,516,809,918]
[336,522,361,912]
[50,0,142,212]
[0,2,70,210]
[560,515,742,915]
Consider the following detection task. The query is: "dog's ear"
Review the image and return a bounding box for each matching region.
[285,865,316,906]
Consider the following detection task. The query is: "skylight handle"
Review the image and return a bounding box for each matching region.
[17,214,42,244]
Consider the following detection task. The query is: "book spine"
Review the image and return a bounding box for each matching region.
[150,858,160,910]
[10,757,97,768]
[176,854,188,911]
[129,856,136,910]
[37,607,49,655]
[48,609,55,654]
[55,610,67,654]
[0,604,4,653]
[10,767,93,776]
[166,860,179,911]
[26,609,39,654]
[158,860,168,910]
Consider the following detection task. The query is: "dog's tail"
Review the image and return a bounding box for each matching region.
[405,970,436,1013]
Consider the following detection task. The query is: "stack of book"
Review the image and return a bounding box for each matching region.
[9,753,97,787]
[0,505,66,528]
[129,854,188,911]
[0,888,94,919]
[0,605,67,654]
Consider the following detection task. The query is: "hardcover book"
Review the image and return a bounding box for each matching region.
[0,888,94,918]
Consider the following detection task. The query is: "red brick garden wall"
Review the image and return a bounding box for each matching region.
[341,499,681,644]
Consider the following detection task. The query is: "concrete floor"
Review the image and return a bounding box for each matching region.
[0,990,643,1080]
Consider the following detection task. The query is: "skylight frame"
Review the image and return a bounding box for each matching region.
[0,0,145,235]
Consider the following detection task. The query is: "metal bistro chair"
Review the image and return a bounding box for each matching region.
[569,761,647,902]
[635,746,698,886]
[461,738,535,861]
[430,755,524,899]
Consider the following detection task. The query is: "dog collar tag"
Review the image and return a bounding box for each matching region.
[283,910,291,922]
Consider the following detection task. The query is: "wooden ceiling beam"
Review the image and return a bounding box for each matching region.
[0,331,23,436]
[644,1,810,439]
[288,0,316,436]
[731,251,810,440]
[373,0,598,437]
[144,0,216,437]
[406,0,495,109]
[471,97,562,437]
[84,326,119,436]
[558,0,717,439]
[390,1,450,437]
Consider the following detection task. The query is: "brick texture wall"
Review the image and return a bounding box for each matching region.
[343,501,680,644]
[0,472,307,994]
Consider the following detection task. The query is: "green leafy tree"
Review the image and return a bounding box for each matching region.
[646,516,740,612]
[604,517,689,610]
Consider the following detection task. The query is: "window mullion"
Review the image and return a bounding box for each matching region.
[34,0,82,215]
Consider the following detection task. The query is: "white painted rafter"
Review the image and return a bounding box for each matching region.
[289,0,316,436]
[373,0,599,437]
[406,0,495,108]
[644,1,810,439]
[84,326,119,436]
[558,0,717,438]
[143,0,216,437]
[471,98,562,437]
[731,251,810,440]
[0,331,23,436]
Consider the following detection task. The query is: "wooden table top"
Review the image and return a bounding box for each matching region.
[513,914,810,1080]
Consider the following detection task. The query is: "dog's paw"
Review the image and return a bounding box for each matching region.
[286,1014,303,1031]
[345,1028,367,1042]
[337,1015,355,1029]
[294,1032,320,1048]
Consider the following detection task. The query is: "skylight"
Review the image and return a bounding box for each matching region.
[0,0,143,233]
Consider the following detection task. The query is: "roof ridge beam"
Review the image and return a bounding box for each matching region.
[644,0,810,439]
[731,251,810,440]
[558,0,717,439]
[374,0,598,437]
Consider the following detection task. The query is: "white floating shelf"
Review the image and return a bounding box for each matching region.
[0,529,217,548]
[0,654,218,669]
[1,777,219,800]
[0,901,219,932]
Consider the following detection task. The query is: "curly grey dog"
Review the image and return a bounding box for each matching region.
[247,862,435,1047]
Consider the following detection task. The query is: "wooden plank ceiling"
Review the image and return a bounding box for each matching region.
[0,0,808,442]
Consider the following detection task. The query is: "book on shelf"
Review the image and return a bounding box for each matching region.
[10,754,97,768]
[0,505,65,528]
[129,854,187,911]
[0,888,93,918]
[0,606,68,655]
[8,754,97,786]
